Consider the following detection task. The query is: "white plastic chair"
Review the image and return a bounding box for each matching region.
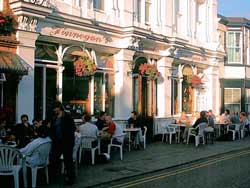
[187,123,207,147]
[108,132,126,160]
[0,146,24,188]
[240,123,247,139]
[79,136,100,165]
[142,126,147,149]
[228,123,241,141]
[162,124,177,144]
[24,141,52,188]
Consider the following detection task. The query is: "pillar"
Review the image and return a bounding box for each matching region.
[114,49,135,119]
[16,30,39,122]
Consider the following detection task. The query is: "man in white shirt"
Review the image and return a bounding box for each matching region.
[79,114,98,138]
[20,124,51,167]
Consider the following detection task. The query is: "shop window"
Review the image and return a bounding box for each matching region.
[104,73,114,116]
[63,61,90,118]
[34,66,57,120]
[245,89,250,112]
[227,31,242,64]
[34,67,43,120]
[224,88,241,114]
[172,79,178,115]
[93,72,114,117]
[182,66,194,113]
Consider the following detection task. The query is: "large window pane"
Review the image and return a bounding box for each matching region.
[63,61,90,118]
[34,67,43,119]
[227,32,242,64]
[145,1,151,23]
[46,68,57,119]
[94,72,103,116]
[93,0,104,10]
[105,73,114,116]
[224,88,241,114]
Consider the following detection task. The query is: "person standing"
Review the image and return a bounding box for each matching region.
[49,101,75,185]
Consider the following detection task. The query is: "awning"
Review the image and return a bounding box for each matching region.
[0,51,30,75]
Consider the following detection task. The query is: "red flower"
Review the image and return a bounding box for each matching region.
[138,63,161,80]
[74,56,96,76]
[0,18,6,24]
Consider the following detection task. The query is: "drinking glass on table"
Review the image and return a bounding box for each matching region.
[130,123,134,128]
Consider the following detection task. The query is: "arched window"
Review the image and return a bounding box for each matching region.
[182,66,194,113]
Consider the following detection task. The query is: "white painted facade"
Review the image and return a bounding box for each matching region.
[8,0,224,126]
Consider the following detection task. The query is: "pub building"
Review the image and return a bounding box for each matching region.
[3,0,224,134]
[0,1,29,124]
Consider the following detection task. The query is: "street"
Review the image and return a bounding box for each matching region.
[95,148,250,188]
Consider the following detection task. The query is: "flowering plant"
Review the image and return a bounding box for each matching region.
[138,63,161,80]
[74,56,96,76]
[190,75,203,88]
[0,11,18,35]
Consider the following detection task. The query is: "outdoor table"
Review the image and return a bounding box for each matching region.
[123,128,141,151]
[214,122,228,137]
[169,123,190,143]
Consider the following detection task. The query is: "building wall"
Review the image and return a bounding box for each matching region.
[8,0,223,122]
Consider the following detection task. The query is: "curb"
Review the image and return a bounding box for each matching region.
[84,146,250,188]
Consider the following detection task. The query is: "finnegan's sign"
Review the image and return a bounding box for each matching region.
[41,26,113,44]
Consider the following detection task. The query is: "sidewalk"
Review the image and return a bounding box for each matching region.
[43,137,250,188]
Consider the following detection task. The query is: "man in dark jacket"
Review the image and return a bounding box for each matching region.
[49,101,75,185]
[95,111,107,130]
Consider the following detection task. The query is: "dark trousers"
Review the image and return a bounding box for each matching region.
[50,139,75,181]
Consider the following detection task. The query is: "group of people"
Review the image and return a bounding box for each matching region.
[176,109,250,143]
[0,101,147,186]
[0,101,76,185]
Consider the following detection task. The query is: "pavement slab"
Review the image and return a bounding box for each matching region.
[41,137,250,188]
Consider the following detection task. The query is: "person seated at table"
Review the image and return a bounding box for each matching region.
[193,111,208,129]
[183,111,208,143]
[32,117,43,138]
[79,113,98,138]
[230,112,240,124]
[14,114,34,148]
[99,116,116,140]
[127,111,143,148]
[98,116,116,152]
[128,111,142,128]
[208,110,216,120]
[20,124,51,167]
[189,111,200,126]
[207,111,215,128]
[95,111,107,131]
[221,109,231,123]
[178,112,190,126]
[239,112,249,133]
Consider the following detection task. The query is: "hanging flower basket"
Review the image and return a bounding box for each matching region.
[0,11,18,35]
[74,56,96,76]
[191,75,203,88]
[138,63,161,80]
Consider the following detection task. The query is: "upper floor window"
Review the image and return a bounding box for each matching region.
[93,0,104,11]
[145,0,151,24]
[0,0,3,11]
[227,31,242,64]
[173,0,180,29]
